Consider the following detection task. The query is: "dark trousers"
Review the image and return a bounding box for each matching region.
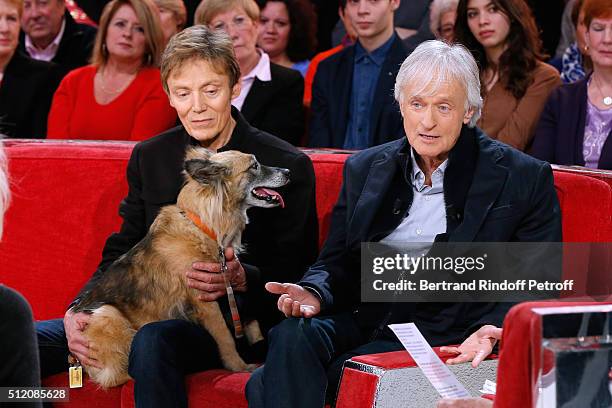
[37,318,233,408]
[0,286,42,408]
[245,313,404,408]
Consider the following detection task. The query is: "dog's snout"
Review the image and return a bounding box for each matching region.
[280,168,290,179]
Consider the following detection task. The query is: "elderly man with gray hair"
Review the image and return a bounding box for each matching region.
[246,40,561,408]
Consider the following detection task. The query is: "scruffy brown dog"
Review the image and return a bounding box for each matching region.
[69,147,290,388]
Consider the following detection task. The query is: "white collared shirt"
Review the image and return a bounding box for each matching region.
[231,50,272,110]
[25,17,66,62]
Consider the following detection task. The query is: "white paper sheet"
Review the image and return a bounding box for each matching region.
[389,323,472,399]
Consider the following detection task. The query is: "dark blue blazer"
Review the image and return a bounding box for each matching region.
[307,34,407,149]
[300,127,562,346]
[531,77,612,170]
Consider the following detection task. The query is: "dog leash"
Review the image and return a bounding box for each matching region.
[218,246,244,339]
[182,209,244,339]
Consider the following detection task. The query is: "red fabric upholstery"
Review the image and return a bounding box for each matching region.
[335,367,378,408]
[43,373,122,407]
[1,140,610,407]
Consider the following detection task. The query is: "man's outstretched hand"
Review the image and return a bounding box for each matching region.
[441,325,502,368]
[265,282,321,318]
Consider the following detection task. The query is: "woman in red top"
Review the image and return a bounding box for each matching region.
[47,0,176,141]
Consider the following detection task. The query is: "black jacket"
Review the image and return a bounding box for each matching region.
[0,51,62,138]
[300,127,562,346]
[308,34,407,148]
[241,62,305,146]
[89,108,319,331]
[19,12,96,75]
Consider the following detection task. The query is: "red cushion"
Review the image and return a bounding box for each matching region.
[309,153,348,248]
[0,141,131,319]
[42,372,122,407]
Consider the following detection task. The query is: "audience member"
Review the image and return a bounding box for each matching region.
[532,0,612,170]
[0,0,61,138]
[245,40,562,408]
[308,0,407,149]
[454,0,561,151]
[332,0,430,44]
[195,0,305,145]
[153,0,186,46]
[560,0,591,83]
[47,0,176,141]
[256,0,317,77]
[556,0,577,59]
[430,0,458,43]
[0,142,42,408]
[303,1,355,108]
[18,0,96,75]
[37,26,318,408]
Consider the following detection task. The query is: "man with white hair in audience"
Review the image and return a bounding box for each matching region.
[0,142,42,407]
[246,40,562,408]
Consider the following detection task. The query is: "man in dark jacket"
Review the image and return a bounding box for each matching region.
[247,40,562,408]
[36,26,318,408]
[19,1,96,75]
[308,0,407,149]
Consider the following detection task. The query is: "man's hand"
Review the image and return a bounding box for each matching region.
[187,247,247,301]
[437,397,493,407]
[265,282,321,318]
[440,325,502,368]
[63,309,102,369]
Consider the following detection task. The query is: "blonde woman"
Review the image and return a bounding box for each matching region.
[153,0,187,46]
[47,0,176,141]
[195,0,305,145]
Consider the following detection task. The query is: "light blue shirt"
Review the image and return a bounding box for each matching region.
[381,149,448,246]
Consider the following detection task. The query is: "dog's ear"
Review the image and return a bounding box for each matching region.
[185,147,213,161]
[184,159,230,184]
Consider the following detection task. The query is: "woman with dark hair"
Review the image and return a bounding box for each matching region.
[454,0,561,150]
[532,0,612,170]
[256,0,317,76]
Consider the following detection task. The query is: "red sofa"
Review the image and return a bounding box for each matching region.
[1,139,611,407]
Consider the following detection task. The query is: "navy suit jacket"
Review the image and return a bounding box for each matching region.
[308,34,407,149]
[531,77,612,170]
[300,127,562,346]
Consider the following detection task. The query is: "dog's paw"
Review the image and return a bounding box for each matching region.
[245,364,259,373]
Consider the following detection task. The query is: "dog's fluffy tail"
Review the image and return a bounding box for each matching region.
[84,305,136,388]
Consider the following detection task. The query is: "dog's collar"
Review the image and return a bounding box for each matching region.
[181,210,218,243]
